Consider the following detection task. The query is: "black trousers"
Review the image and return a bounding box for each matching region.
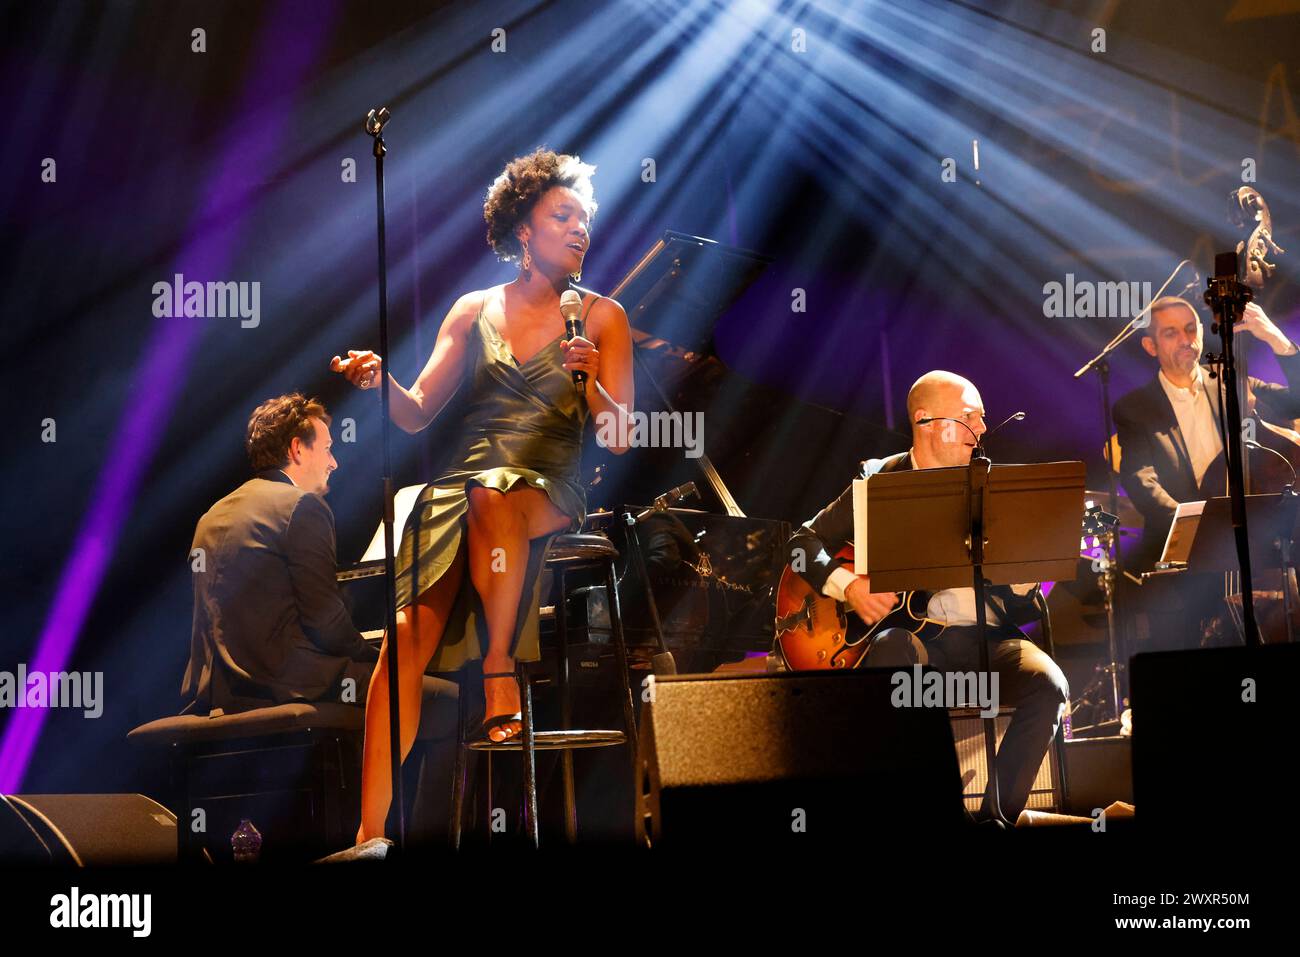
[866,626,1069,822]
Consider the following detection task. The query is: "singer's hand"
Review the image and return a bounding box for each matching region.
[560,335,599,390]
[331,350,383,390]
[1235,303,1297,356]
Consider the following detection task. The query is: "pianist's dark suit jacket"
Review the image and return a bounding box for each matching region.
[182,469,377,713]
[1113,351,1300,569]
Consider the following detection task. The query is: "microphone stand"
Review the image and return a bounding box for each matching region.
[917,414,1023,827]
[1277,485,1300,646]
[364,106,405,848]
[1204,252,1261,647]
[966,443,1007,826]
[622,483,700,676]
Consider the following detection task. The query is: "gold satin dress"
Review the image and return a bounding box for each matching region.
[393,296,591,671]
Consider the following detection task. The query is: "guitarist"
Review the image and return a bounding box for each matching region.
[784,370,1068,823]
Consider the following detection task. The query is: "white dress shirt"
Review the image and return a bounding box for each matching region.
[1157,366,1222,488]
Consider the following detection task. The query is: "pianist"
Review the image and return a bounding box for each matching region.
[180,393,458,842]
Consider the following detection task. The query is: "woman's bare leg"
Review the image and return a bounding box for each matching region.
[356,547,465,843]
[466,485,571,741]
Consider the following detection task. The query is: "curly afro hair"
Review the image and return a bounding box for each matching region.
[484,148,597,263]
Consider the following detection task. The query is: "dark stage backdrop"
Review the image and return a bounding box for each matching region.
[1,0,1297,793]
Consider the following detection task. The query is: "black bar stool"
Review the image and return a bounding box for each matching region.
[449,533,639,848]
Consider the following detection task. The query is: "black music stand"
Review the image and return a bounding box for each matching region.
[1183,494,1300,573]
[1180,493,1300,644]
[854,460,1085,824]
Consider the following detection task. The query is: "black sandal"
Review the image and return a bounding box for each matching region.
[478,671,522,742]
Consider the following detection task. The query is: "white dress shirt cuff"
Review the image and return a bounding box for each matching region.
[823,567,858,603]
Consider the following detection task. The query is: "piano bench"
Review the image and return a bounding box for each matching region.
[128,703,366,863]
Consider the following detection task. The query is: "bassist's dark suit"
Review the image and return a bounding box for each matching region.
[1114,354,1300,571]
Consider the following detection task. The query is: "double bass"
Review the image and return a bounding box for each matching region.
[1204,187,1298,643]
[1222,187,1295,490]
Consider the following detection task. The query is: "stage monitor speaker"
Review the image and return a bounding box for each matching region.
[0,794,177,865]
[1131,643,1299,840]
[636,670,965,846]
[950,709,1060,814]
[1060,735,1131,816]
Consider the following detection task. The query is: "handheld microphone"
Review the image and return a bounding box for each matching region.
[560,289,585,392]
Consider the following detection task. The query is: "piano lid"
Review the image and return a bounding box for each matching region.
[606,230,772,360]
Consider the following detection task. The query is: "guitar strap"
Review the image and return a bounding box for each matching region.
[985,582,1039,640]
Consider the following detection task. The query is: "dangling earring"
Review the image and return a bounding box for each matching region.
[520,240,532,276]
[570,268,582,283]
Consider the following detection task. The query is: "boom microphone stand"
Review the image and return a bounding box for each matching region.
[1073,260,1199,721]
[916,412,1024,828]
[623,482,700,678]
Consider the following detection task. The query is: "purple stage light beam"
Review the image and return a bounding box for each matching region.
[0,1,339,792]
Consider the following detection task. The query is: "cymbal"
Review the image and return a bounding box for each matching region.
[1084,490,1142,528]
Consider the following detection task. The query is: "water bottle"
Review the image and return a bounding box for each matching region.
[231,819,262,863]
[1062,701,1073,741]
